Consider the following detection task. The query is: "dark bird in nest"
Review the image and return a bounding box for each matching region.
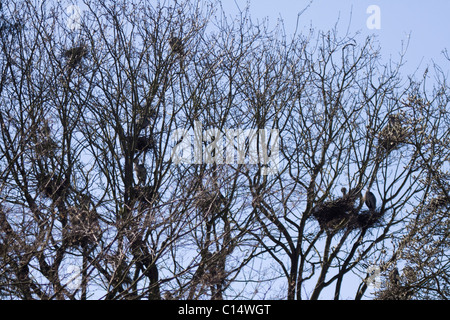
[64,45,88,68]
[389,267,401,286]
[364,189,377,211]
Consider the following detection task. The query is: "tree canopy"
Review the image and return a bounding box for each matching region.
[0,0,448,300]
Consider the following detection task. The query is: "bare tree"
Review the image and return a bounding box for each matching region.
[0,0,448,300]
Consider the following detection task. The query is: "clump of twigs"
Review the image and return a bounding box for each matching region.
[313,199,354,232]
[347,209,385,231]
[36,172,70,200]
[185,174,227,219]
[64,45,88,69]
[428,194,449,211]
[378,114,409,153]
[195,188,226,216]
[63,206,101,248]
[132,185,159,209]
[312,188,360,233]
[126,135,156,153]
[312,188,385,233]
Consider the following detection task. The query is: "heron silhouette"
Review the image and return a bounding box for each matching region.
[364,189,376,211]
[133,158,147,185]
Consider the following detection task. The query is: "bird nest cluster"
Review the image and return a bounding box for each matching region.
[63,207,101,248]
[132,186,158,208]
[313,204,384,233]
[34,138,58,157]
[36,172,70,200]
[194,189,226,216]
[312,197,357,232]
[377,114,410,153]
[127,135,156,153]
[64,45,88,68]
[346,209,385,231]
[312,192,384,233]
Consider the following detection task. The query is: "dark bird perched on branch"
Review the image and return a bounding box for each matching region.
[138,106,158,132]
[133,158,147,185]
[169,32,186,72]
[139,114,152,130]
[38,119,51,138]
[365,189,377,211]
[389,267,401,286]
[345,189,384,230]
[34,118,58,157]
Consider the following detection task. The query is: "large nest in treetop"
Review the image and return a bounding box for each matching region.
[184,175,227,217]
[34,138,58,157]
[132,186,159,208]
[64,45,88,68]
[195,189,226,216]
[378,114,409,153]
[126,135,156,153]
[63,207,101,248]
[347,209,385,231]
[36,172,70,200]
[313,197,357,232]
[312,190,385,233]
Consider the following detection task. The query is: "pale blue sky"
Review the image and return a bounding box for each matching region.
[221,0,450,77]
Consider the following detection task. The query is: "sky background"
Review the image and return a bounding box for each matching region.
[220,0,450,79]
